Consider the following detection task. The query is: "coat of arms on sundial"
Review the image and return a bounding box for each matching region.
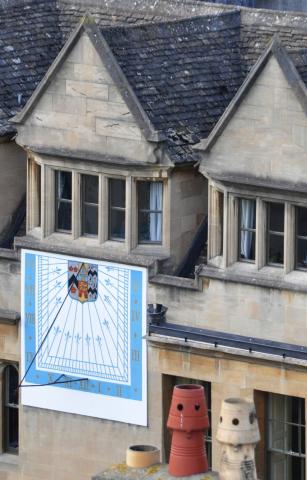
[68,261,98,303]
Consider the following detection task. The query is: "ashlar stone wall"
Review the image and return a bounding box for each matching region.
[201,54,307,186]
[0,141,26,241]
[17,32,157,164]
[149,277,307,347]
[168,169,208,272]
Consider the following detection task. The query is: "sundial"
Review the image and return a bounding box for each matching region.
[21,249,147,425]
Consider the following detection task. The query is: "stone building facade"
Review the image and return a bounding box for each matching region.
[1,1,307,480]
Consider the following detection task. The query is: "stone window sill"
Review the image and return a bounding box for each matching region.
[0,453,19,467]
[15,235,168,268]
[200,261,307,294]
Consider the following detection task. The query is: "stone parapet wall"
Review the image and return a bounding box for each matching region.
[93,464,219,480]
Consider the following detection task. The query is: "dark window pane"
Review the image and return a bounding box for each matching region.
[83,175,98,204]
[269,203,284,232]
[297,238,307,268]
[291,457,305,480]
[139,211,150,242]
[139,212,162,242]
[4,365,19,453]
[218,192,224,257]
[57,171,71,200]
[7,407,18,450]
[287,424,300,453]
[83,205,98,236]
[297,207,307,237]
[57,202,72,231]
[110,209,125,240]
[240,199,256,229]
[240,231,255,261]
[302,426,306,453]
[110,179,125,208]
[268,234,284,264]
[138,182,151,210]
[7,366,18,405]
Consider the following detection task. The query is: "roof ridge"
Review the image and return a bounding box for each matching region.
[101,9,241,36]
[0,0,54,9]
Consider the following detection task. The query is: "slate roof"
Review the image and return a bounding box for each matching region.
[3,1,307,164]
[0,0,168,136]
[102,12,244,163]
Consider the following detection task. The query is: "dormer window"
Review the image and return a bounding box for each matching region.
[138,181,163,244]
[239,198,256,262]
[28,164,169,253]
[56,170,72,233]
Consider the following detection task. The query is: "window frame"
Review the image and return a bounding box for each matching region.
[33,161,169,252]
[27,157,41,231]
[55,169,72,234]
[137,180,163,245]
[3,364,19,455]
[108,177,126,242]
[209,187,307,276]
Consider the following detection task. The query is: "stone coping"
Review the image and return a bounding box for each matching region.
[93,464,219,480]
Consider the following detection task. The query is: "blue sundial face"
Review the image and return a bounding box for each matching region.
[22,250,147,425]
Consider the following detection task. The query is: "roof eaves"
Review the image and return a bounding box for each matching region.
[10,14,91,125]
[87,23,164,142]
[195,35,307,154]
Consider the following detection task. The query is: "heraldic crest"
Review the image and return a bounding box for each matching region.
[68,261,98,303]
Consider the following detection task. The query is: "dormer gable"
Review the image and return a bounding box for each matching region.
[197,37,307,190]
[12,18,161,165]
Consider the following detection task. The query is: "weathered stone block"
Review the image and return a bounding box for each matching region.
[74,63,113,84]
[55,61,75,80]
[105,136,151,162]
[46,78,66,95]
[81,34,102,66]
[87,99,132,121]
[69,39,84,64]
[96,118,142,140]
[29,111,91,131]
[65,79,108,99]
[108,85,125,103]
[53,94,87,115]
[36,93,53,112]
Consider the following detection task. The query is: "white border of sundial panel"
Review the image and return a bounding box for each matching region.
[21,249,148,426]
